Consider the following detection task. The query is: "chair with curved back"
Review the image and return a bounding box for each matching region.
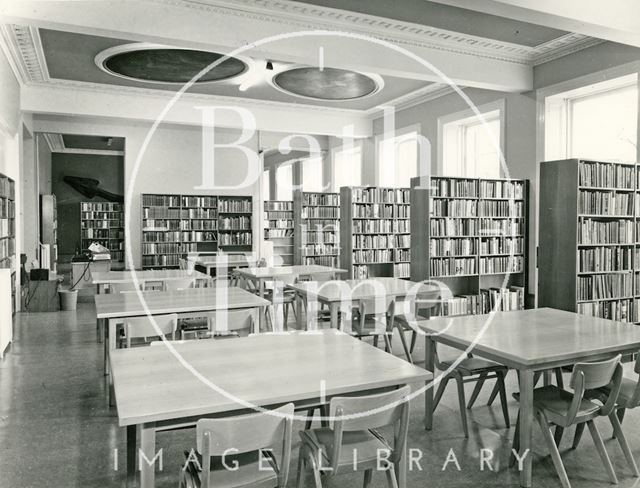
[164,277,196,291]
[296,386,410,488]
[121,313,179,348]
[511,355,623,488]
[180,403,294,488]
[351,296,395,352]
[394,284,441,363]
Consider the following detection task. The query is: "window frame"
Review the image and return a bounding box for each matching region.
[331,141,363,192]
[374,123,423,188]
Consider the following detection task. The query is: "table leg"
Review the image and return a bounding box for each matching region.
[259,279,266,331]
[107,319,116,375]
[329,303,338,329]
[518,369,534,488]
[139,423,157,488]
[126,425,137,488]
[296,293,304,330]
[97,317,103,343]
[424,335,435,430]
[103,320,109,375]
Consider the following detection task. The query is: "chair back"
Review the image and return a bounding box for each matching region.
[328,386,410,470]
[164,278,196,291]
[196,403,294,488]
[568,355,622,420]
[414,285,442,318]
[208,309,256,335]
[358,296,395,334]
[110,281,141,294]
[149,340,187,346]
[123,314,178,348]
[627,354,640,408]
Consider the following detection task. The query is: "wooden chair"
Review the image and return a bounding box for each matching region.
[296,386,410,488]
[109,281,142,294]
[121,314,179,348]
[351,297,395,352]
[394,285,441,363]
[511,355,623,488]
[299,273,335,323]
[164,277,196,291]
[432,344,510,438]
[571,354,640,477]
[180,403,294,488]
[266,275,298,331]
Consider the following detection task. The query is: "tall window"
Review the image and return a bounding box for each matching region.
[378,132,419,188]
[275,163,293,201]
[545,74,638,162]
[301,157,324,192]
[262,169,270,201]
[441,109,501,178]
[333,145,362,191]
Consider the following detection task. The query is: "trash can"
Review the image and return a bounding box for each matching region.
[59,289,78,311]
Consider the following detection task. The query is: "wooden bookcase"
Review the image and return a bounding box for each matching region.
[340,186,411,279]
[264,200,294,265]
[80,202,124,264]
[294,191,340,267]
[539,158,636,323]
[410,176,528,316]
[141,193,252,269]
[0,173,15,314]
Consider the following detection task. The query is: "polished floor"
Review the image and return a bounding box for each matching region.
[1,304,640,487]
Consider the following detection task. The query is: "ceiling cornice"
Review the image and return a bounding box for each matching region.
[41,132,64,152]
[0,24,48,83]
[148,0,603,66]
[365,83,456,118]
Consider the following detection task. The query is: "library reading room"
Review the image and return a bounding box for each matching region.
[1,1,640,488]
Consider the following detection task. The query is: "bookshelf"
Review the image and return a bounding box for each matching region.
[411,176,528,316]
[539,158,637,323]
[141,193,253,269]
[264,200,293,265]
[80,202,124,264]
[340,186,411,279]
[294,191,340,267]
[0,173,15,314]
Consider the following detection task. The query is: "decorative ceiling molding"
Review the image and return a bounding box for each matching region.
[365,83,456,118]
[0,24,48,83]
[41,132,64,152]
[148,0,603,66]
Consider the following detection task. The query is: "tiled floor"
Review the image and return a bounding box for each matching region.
[1,303,640,487]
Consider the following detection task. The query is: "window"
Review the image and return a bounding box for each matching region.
[275,163,293,201]
[441,109,501,178]
[378,131,420,188]
[545,75,638,163]
[301,157,324,192]
[262,169,270,201]
[333,145,362,191]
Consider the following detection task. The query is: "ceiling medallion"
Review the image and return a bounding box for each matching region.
[95,43,248,84]
[271,66,383,101]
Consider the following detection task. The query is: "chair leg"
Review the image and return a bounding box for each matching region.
[613,408,626,438]
[487,380,500,406]
[587,419,618,485]
[554,368,564,389]
[433,376,450,411]
[572,423,585,449]
[383,334,393,353]
[410,330,417,353]
[554,426,564,447]
[609,410,640,477]
[509,410,521,468]
[455,375,469,438]
[537,412,571,488]
[283,303,289,331]
[363,469,373,488]
[497,371,511,428]
[373,336,379,348]
[305,409,315,430]
[306,449,323,488]
[296,447,306,488]
[396,325,413,363]
[467,373,487,409]
[320,404,329,428]
[385,464,399,488]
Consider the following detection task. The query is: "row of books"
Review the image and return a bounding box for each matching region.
[396,205,410,219]
[481,286,526,312]
[431,237,476,256]
[430,257,476,277]
[219,216,251,230]
[219,232,252,246]
[353,249,396,264]
[304,255,340,267]
[431,179,477,198]
[81,219,123,230]
[143,207,187,219]
[181,196,217,208]
[0,237,15,263]
[264,212,292,220]
[302,245,340,256]
[577,272,633,301]
[142,242,182,255]
[479,256,523,274]
[189,220,218,230]
[0,219,15,239]
[265,219,293,229]
[479,181,524,199]
[430,218,477,237]
[351,188,410,204]
[219,199,251,213]
[394,263,410,278]
[142,194,181,207]
[80,202,123,212]
[578,219,634,245]
[478,200,524,217]
[578,161,634,189]
[81,229,122,239]
[480,219,525,236]
[578,299,632,322]
[579,246,632,272]
[301,207,340,219]
[142,254,180,267]
[353,220,410,234]
[142,219,185,231]
[352,234,407,249]
[479,237,524,255]
[395,249,410,262]
[0,177,15,200]
[431,199,476,217]
[186,209,217,219]
[265,201,293,211]
[81,211,122,221]
[303,231,338,244]
[578,190,633,215]
[264,229,293,238]
[303,193,339,206]
[0,198,14,219]
[352,203,395,219]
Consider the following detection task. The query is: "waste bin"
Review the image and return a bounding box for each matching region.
[59,289,78,311]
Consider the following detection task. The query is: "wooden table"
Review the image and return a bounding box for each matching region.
[419,308,640,488]
[110,330,431,488]
[95,287,269,374]
[237,265,346,327]
[188,254,257,277]
[288,277,427,329]
[92,269,211,294]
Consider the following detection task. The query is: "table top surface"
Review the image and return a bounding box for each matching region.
[288,277,429,301]
[190,255,257,266]
[237,265,347,279]
[419,308,640,369]
[94,286,269,319]
[110,330,431,426]
[92,269,209,284]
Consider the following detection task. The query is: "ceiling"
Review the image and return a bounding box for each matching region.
[62,134,125,152]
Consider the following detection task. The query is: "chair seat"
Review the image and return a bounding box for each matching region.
[440,357,507,376]
[515,386,601,420]
[185,450,279,488]
[300,428,389,471]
